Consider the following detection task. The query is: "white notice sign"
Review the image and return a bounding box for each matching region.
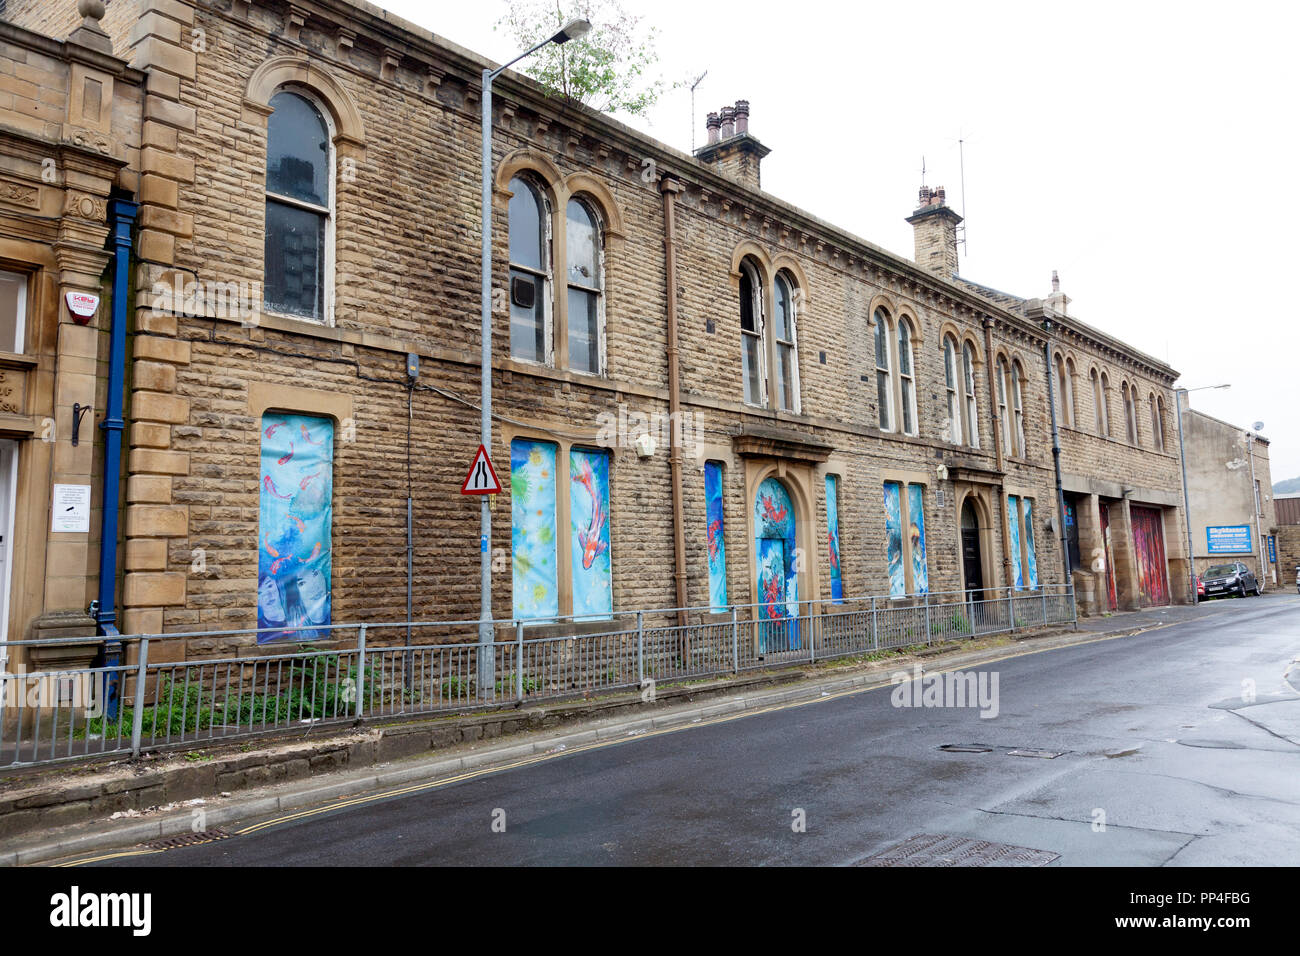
[52,484,91,533]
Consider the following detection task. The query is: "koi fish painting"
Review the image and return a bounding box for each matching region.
[258,414,333,643]
[569,449,612,618]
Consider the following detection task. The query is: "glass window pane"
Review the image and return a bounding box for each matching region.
[743,335,761,405]
[0,271,25,352]
[566,199,598,288]
[567,286,599,373]
[874,312,888,369]
[739,268,755,332]
[773,275,790,341]
[898,324,912,375]
[877,370,891,429]
[902,378,915,434]
[266,92,329,206]
[264,200,325,319]
[776,342,793,410]
[510,268,546,363]
[508,178,543,269]
[944,339,955,389]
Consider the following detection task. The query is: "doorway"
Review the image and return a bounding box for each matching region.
[960,498,984,598]
[1131,506,1170,607]
[1099,503,1119,611]
[753,476,799,653]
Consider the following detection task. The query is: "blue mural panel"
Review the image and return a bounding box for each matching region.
[754,477,799,651]
[908,483,928,594]
[705,462,728,610]
[826,475,842,603]
[569,448,612,619]
[511,439,559,620]
[258,414,333,643]
[1023,498,1039,590]
[1008,494,1024,590]
[884,481,904,597]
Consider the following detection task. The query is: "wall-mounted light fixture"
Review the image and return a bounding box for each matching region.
[71,403,92,446]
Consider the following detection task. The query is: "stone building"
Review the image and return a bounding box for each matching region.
[1275,493,1299,589]
[0,6,141,676]
[0,0,1192,668]
[1178,399,1278,588]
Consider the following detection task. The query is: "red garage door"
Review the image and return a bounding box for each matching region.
[1132,506,1169,607]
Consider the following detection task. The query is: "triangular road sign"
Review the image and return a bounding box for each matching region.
[461,444,502,495]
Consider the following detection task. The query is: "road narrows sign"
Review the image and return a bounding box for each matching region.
[461,444,502,495]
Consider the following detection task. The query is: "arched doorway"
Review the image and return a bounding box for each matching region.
[754,476,799,652]
[960,497,984,598]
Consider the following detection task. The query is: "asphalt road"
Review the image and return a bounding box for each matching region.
[99,595,1300,866]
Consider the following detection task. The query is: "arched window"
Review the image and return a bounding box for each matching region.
[996,357,1011,453]
[565,197,603,374]
[264,89,332,322]
[772,271,800,412]
[1122,381,1138,444]
[1063,357,1076,426]
[944,336,962,443]
[739,258,765,406]
[962,341,979,449]
[1099,372,1111,437]
[1150,393,1166,451]
[1011,360,1026,455]
[897,318,917,436]
[874,308,893,431]
[508,176,551,364]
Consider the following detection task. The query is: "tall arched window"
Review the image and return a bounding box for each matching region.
[996,357,1011,453]
[565,198,603,374]
[962,341,979,449]
[943,336,962,443]
[1122,381,1138,444]
[1150,392,1166,451]
[264,89,333,322]
[874,308,893,431]
[508,176,551,364]
[1099,372,1112,437]
[1011,360,1026,455]
[772,271,800,412]
[897,318,918,435]
[739,258,765,406]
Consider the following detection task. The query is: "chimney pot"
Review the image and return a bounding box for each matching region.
[734,99,749,135]
[720,105,735,140]
[1051,270,1060,293]
[706,111,720,145]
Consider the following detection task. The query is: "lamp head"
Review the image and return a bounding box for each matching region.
[553,18,592,44]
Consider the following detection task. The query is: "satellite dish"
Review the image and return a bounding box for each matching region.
[1253,421,1265,432]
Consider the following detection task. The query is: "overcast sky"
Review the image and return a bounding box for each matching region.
[383,0,1300,485]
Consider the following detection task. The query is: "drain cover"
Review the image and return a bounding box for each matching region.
[857,833,1059,867]
[939,744,994,753]
[1007,748,1066,759]
[143,828,230,850]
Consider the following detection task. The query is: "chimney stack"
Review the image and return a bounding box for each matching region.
[694,99,771,192]
[905,185,963,279]
[1046,270,1070,316]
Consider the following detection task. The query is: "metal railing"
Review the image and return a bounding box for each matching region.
[0,584,1075,770]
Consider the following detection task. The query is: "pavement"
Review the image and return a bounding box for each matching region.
[26,590,1299,867]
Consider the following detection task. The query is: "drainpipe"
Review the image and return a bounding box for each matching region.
[1175,389,1197,604]
[983,317,1011,586]
[660,176,688,629]
[97,198,138,718]
[1040,325,1071,587]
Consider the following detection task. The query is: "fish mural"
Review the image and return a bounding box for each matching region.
[258,414,332,643]
[1023,498,1039,590]
[569,448,612,619]
[884,481,905,597]
[705,462,727,610]
[754,478,799,652]
[1008,494,1024,590]
[908,483,928,594]
[826,475,842,603]
[510,439,559,620]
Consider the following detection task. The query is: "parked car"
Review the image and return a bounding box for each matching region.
[1201,562,1261,598]
[1196,574,1205,599]
[1294,565,1299,595]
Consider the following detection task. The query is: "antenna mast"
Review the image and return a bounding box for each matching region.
[958,136,968,256]
[690,71,708,152]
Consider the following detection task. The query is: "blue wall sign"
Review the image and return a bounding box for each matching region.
[1268,535,1276,563]
[1207,525,1252,554]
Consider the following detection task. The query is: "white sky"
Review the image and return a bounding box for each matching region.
[383,0,1300,484]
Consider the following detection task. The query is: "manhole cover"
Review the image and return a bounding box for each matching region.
[142,828,230,850]
[939,744,994,753]
[1006,748,1066,759]
[856,833,1059,867]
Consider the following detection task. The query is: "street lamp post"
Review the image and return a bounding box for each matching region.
[478,20,591,690]
[1175,383,1230,605]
